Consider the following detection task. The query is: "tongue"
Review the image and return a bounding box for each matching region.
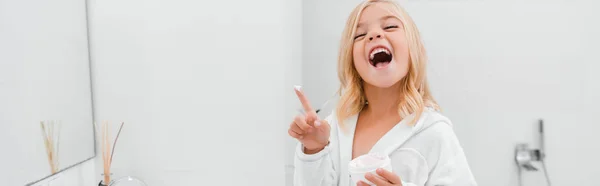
[375,61,389,68]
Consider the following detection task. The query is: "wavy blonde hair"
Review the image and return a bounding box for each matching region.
[335,0,439,130]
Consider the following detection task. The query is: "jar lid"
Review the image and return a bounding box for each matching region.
[348,152,390,173]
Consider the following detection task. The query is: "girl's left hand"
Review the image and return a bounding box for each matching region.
[357,168,403,186]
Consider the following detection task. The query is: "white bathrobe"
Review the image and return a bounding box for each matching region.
[293,108,477,186]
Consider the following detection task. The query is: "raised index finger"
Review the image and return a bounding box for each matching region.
[294,85,315,113]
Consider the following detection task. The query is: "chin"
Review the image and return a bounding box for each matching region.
[364,77,402,88]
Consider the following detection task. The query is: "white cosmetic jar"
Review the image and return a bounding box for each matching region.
[348,152,393,185]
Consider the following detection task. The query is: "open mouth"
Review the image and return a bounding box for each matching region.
[369,47,393,68]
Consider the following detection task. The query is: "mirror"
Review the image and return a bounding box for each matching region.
[0,0,96,185]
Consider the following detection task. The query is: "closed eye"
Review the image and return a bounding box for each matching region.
[354,34,366,40]
[384,25,399,30]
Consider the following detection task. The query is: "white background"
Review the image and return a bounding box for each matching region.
[301,0,600,186]
[88,0,301,185]
[0,0,95,185]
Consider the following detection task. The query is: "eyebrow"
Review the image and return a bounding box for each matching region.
[356,15,397,29]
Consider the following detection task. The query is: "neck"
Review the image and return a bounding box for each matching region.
[362,81,402,118]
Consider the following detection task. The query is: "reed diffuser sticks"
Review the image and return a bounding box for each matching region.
[40,120,60,174]
[96,121,125,185]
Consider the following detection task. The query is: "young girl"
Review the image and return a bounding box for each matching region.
[288,0,477,185]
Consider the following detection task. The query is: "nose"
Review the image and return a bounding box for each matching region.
[369,34,381,41]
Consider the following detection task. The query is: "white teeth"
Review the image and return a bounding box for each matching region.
[369,48,391,60]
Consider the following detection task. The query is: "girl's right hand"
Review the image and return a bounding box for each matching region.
[288,86,330,154]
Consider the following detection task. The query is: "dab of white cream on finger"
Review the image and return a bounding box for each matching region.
[294,85,302,91]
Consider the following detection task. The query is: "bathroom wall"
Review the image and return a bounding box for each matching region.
[88,0,302,185]
[300,0,600,186]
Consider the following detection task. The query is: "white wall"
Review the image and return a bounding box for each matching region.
[88,0,302,185]
[0,0,95,185]
[301,0,599,186]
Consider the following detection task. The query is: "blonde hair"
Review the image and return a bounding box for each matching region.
[335,0,439,130]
